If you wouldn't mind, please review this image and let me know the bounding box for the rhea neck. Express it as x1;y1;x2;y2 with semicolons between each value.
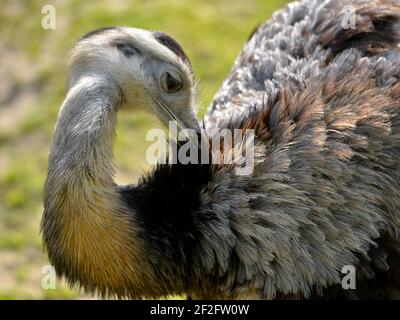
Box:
42;74;160;298
48;75;119;182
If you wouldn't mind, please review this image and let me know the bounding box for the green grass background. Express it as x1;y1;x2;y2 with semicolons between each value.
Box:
0;0;289;299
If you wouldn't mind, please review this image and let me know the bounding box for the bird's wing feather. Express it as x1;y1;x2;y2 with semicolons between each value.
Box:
204;0;400;131
124;0;400;299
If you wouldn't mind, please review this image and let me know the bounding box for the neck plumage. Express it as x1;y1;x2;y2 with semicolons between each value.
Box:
41;76;160;298
48;76;117;184
42;76;217;299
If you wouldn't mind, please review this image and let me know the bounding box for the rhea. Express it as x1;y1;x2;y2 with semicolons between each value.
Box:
43;0;400;299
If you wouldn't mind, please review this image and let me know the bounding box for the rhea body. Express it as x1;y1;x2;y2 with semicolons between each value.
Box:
43;0;400;299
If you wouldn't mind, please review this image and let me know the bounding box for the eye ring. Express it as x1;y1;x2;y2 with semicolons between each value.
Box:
160;70;183;93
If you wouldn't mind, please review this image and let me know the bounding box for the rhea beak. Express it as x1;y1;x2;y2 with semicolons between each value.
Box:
152;96;201;138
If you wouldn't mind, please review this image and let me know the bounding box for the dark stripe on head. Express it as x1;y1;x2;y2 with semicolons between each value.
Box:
153;31;192;68
81;27;119;40
112;41;142;57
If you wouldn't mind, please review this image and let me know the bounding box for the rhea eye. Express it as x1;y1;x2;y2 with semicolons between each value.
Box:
161;70;183;93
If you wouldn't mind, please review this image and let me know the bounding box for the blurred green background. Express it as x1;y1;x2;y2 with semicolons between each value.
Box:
0;0;289;299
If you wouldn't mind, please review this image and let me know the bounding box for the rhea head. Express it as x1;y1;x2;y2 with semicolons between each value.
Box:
67;26;199;132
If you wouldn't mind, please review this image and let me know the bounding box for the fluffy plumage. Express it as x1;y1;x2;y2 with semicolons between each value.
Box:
42;0;400;299
130;0;400;299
